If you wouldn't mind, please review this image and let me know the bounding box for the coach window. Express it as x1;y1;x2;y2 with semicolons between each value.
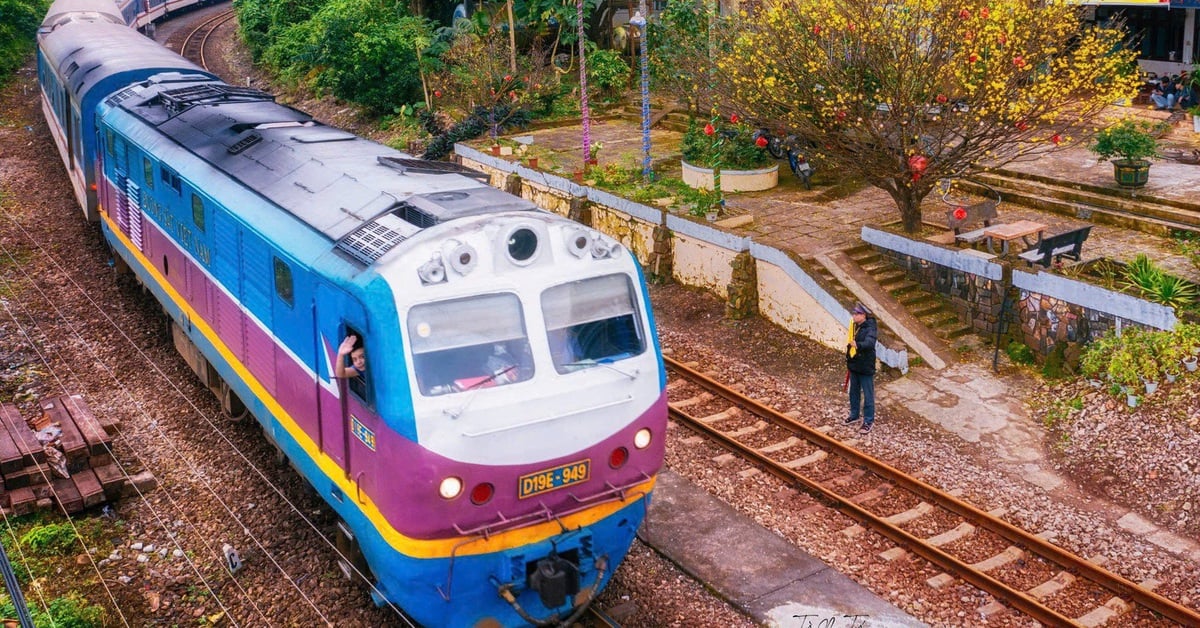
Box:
408;293;534;396
191;194;206;232
272;257;294;307
105;128;114;156
142;158;154;190
542;274;645;374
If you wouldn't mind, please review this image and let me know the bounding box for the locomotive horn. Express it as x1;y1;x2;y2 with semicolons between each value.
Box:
567;229;592;258
448;243;478;275
418;256;446;284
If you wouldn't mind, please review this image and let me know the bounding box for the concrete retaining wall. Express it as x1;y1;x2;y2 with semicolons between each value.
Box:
458;144;908;372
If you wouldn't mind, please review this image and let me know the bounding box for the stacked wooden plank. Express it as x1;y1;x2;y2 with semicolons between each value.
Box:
0;395;124;515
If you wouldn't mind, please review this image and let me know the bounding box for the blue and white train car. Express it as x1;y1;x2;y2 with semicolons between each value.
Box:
37;0;668;625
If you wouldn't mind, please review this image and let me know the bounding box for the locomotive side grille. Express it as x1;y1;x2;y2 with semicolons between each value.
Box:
125;179;143;251
114;173;129;235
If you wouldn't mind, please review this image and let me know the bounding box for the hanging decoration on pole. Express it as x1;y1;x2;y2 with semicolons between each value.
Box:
578;0;592;172
630;6;651;182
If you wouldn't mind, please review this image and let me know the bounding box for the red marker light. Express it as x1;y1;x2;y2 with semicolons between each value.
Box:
470;482;494;505
609;447;629;469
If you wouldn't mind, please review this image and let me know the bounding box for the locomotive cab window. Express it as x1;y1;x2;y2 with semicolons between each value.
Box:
340;325;370;400
408;293;533;396
542;274;646;374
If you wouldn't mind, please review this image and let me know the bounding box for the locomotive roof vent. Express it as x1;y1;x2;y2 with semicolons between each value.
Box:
377;156;490;183
404;187;535;225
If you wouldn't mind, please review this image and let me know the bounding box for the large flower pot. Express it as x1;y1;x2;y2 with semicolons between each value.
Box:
1112;159;1150;188
681;161;779;192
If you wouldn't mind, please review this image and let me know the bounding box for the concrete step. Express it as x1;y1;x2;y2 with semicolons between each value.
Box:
910;302;945;318
943;325;975;340
970;171;1200;237
896;291;933;307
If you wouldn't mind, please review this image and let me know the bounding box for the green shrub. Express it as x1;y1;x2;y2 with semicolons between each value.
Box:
20;522;76;556
586;48;630;94
1;594;105;628
1004;340;1036;365
0;0;48;87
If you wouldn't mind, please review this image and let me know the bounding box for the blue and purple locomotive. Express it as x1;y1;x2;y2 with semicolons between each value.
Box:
36;1;667;625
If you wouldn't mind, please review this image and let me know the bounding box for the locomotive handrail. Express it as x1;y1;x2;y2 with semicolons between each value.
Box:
452;475;653;538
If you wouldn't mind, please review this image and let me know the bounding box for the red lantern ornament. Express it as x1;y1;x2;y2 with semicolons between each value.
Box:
730;113;740;124
1051;133;1062;145
964;31;974;42
504;74;512;82
836;110;847;121
812;24;822;35
907;154;929;181
968;53;979;64
959;9;970;19
1016;121;1029;131
980;7;989;18
935;94;948;104
953;207;967;221
704;123;715;136
755;135;769;148
1012;56;1025;68
998;34;1007;46
433;89;442;98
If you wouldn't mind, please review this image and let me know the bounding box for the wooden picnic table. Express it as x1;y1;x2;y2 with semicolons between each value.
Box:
984;220;1047;255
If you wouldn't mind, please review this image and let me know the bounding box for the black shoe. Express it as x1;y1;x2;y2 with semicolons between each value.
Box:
859;423;873;435
844;416;860;425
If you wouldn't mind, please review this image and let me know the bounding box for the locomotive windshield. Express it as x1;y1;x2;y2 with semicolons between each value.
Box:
408;293;534;396
542;274;646;374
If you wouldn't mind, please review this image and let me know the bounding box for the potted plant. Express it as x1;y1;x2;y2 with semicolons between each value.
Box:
681;116;778;192
1089;120;1159;188
1190;105;1200;134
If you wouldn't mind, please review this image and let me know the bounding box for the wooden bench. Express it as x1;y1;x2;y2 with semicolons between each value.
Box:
1018;226;1092;268
946;200;1001;246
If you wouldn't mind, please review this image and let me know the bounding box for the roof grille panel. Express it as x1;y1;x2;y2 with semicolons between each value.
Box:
337;209;418;265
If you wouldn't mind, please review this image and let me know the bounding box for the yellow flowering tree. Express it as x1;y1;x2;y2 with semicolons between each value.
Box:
717;0;1138;233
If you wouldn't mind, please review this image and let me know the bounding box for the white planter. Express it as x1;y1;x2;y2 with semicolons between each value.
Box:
1184;356;1199;372
681;161;779;192
1193;115;1200;134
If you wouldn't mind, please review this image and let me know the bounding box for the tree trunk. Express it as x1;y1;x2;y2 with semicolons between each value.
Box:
886;181;924;234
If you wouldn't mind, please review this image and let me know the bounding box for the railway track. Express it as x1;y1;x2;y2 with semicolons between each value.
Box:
180;7;236;72
664;356;1200;626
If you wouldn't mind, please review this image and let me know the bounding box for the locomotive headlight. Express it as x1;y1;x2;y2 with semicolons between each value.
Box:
438;477;463;499
505;226;539;264
634;428;652;449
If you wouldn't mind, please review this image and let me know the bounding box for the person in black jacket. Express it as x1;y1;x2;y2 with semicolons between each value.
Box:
844;303;878;434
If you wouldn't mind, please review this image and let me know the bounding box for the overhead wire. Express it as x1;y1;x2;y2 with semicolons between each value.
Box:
0;238;243;625
0;212;406;624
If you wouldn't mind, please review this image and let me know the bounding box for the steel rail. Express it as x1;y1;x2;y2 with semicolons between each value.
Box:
182;9;236;72
665;356;1200;626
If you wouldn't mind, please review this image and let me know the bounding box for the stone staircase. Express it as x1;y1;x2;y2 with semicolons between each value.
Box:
967;169;1200;238
844;244;975;342
618;104;691;132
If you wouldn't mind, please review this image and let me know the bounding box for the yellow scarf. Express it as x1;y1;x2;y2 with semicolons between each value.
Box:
847;321;857;358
